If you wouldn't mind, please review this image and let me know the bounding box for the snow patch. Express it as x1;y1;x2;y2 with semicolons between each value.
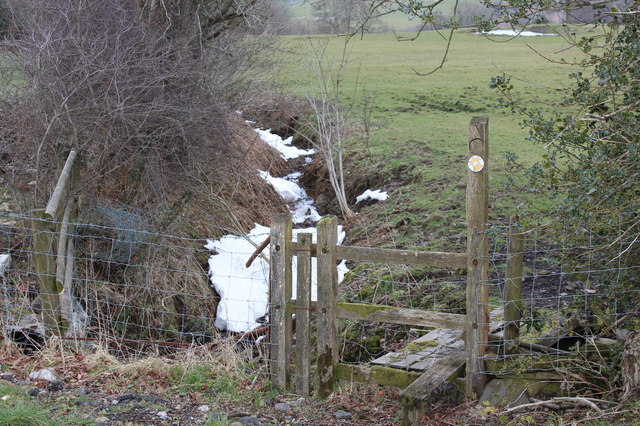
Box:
255;129;315;160
259;170;306;203
0;254;10;278
482;29;555;37
356;189;389;203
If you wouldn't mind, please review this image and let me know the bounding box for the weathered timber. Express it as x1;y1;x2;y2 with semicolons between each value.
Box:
269;214;293;388
401;350;467;424
32;209;61;336
295;233;312;396
504;215;524;353
45;150;77;219
290;242;466;268
316;216;338;398
372;329;464;371
55;199;75;334
335;245;466;268
335;364;422;388
336;302;465;330
465;116;490;399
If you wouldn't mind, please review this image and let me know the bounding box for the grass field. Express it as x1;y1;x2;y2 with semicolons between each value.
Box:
277;27;595;248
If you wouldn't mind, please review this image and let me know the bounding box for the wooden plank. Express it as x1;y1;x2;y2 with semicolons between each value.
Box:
45;150;77;219
371;329;463;369
32;209;61;336
465;116;490;399
269;213;292;388
295;232;312;396
336;302;465;330
504;215;524;353
316;216;338;398
401;350;467;424
335;363;422;388
335;245;466;268
291;242;466;268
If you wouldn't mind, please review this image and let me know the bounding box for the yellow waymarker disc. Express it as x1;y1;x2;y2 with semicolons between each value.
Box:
467;155;484;173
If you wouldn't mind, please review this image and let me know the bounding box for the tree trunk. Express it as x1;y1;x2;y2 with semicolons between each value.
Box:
622;332;640;400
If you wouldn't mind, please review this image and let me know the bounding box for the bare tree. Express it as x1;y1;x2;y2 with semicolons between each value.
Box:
311;0;382;34
301;40;358;220
0;0;276;212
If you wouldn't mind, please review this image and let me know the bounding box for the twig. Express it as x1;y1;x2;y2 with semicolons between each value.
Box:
502;397;605;414
245;236;270;268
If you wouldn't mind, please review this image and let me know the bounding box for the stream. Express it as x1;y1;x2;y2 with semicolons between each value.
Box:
205;126;347;333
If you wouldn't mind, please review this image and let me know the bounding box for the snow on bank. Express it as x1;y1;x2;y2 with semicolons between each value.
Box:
255;129;315;160
259;170;306;203
206;224;347;333
356;189;389;203
482;29;555;37
259;171;322;224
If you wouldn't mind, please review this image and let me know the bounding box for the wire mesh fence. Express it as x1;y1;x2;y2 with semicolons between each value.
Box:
1;208;638;392
0;211;275;374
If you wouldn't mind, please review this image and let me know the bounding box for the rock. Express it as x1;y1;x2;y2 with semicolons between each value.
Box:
263;397;274;406
48;380;64;392
333;410;352;420
94;417;109;425
1;395;9;401
157;411;170;420
197;404;210;412
478;379;532;410
233;417;261;425
274;402;291;412
290;397;306;407
116;393;142;403
29;368;57;382
0;372;14;381
28;387;42;397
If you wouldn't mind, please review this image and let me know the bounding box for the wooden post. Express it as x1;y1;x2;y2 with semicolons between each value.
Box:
504;215;524;353
32;209;62;336
45;150;77;219
465;116;489;399
316;216;338;399
269;213;292;388
295;232;312;395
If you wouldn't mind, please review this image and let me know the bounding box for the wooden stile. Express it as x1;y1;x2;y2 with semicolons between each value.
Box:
269;214;293;388
504;215;524;353
316;216;338;398
465;116;490;399
295;232;312;395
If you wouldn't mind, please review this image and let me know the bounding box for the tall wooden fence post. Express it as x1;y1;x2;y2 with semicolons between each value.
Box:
269;213;293;388
295;232;312;396
32;209;62;336
465;116;490;399
316;216;338;398
504;215;524;353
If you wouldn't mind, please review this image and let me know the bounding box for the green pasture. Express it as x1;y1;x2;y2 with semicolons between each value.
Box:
278;27;595;247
